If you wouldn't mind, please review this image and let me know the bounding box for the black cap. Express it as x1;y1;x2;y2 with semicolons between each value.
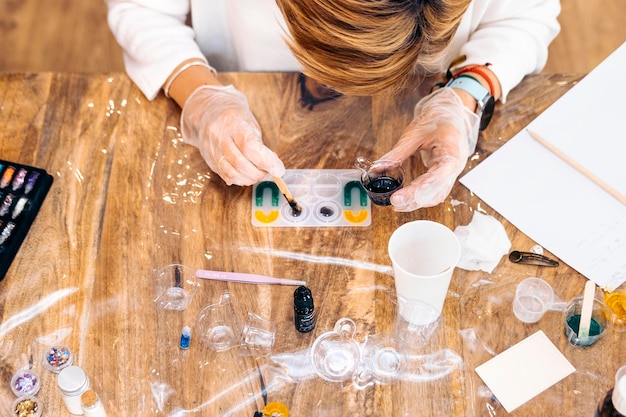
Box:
294;285;313;309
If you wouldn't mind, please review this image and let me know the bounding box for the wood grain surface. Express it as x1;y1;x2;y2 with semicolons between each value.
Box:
0;72;623;417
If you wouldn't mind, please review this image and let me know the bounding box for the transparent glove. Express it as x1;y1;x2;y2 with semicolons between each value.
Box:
378;87;480;211
180;85;285;186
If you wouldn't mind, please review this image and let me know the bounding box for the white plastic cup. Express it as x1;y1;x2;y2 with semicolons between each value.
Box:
395;296;442;346
388;220;460;324
513;277;555;323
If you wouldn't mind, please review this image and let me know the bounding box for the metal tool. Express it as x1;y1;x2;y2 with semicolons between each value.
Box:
508;250;559;267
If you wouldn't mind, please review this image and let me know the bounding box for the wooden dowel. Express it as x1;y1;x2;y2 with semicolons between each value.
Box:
272;176;294;201
527;130;626;205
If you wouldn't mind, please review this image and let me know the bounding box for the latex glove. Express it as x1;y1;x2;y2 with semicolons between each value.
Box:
180;85;285;185
379;87;480;211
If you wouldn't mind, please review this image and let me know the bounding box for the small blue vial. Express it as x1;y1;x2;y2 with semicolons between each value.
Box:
179;326;191;349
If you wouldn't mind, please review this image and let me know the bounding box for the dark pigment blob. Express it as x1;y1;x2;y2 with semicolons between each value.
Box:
319;206;334;217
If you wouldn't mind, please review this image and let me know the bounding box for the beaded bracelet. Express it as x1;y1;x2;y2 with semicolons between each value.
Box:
163;60;216;98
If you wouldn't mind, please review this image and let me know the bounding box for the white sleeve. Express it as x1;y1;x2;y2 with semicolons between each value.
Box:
458;0;561;101
106;0;209;100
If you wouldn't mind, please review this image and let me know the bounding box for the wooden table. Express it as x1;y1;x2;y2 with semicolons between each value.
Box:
0;72;622;416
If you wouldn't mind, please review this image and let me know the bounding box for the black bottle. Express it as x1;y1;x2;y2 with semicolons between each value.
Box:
596;367;626;417
294;285;315;333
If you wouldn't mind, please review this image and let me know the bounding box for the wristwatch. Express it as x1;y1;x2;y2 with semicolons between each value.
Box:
446;75;495;131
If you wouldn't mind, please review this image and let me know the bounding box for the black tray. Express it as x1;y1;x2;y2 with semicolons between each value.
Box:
0;160;53;280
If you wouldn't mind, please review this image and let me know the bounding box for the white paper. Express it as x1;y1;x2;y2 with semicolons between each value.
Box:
475;330;576;413
460;42;626;290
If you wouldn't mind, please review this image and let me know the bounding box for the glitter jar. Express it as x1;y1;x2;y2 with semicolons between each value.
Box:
10;369;41;397
81;389;108;417
57;365;90;415
11;395;43;417
43;344;74;373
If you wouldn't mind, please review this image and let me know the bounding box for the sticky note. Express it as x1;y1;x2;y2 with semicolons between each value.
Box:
475;330;575;412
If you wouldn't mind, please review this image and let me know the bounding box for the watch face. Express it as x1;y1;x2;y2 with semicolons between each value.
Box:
479;95;495;131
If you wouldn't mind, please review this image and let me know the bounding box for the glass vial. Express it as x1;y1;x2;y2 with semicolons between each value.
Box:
179;326;191;349
57;365;90;415
596;366;626;417
294;285;315;333
81;389;108;417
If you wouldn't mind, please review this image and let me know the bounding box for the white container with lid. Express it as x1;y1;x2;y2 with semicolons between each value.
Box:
57;365;90;415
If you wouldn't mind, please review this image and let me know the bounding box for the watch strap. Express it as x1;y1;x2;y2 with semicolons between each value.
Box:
445;75;490;106
445;74;495;131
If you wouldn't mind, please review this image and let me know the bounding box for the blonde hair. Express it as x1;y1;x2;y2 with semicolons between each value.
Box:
276;0;471;95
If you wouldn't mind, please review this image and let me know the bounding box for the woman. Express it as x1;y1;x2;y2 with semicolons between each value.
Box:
106;0;560;211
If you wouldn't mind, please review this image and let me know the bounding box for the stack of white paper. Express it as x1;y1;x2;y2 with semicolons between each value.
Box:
460;42;626;290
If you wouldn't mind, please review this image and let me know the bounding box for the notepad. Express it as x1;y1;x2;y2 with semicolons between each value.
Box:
461;42;626;290
475;331;575;413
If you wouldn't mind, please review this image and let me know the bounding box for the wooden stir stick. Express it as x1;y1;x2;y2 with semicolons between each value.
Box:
527;130;626;205
578;279;597;339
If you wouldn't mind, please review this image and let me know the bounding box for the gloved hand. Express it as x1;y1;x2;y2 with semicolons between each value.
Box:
180;85;285;185
378;87;480;211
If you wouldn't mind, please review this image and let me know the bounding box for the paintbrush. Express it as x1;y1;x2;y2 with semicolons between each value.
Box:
272;176;302;216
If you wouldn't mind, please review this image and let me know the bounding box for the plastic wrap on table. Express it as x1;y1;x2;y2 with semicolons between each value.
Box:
458;275;619;415
1;73;620;417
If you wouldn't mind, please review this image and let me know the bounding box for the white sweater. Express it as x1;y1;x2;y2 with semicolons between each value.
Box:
106;0;560;101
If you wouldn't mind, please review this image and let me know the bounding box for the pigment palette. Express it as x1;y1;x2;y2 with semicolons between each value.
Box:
0;160;53;280
251;169;371;227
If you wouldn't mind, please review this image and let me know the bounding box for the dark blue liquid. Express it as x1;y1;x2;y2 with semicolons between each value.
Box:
365;176;402;206
319;206;334;217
